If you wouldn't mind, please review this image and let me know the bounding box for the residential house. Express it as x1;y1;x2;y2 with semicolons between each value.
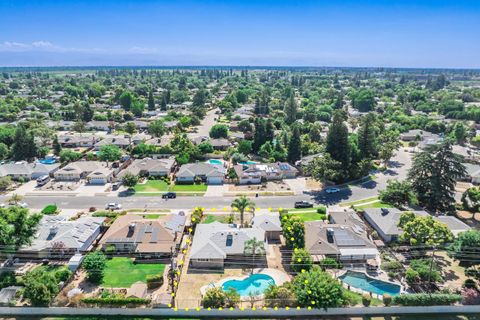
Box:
305;210;379;263
19;216;105;258
251;212;282;241
189;222;266;269
87;121;111;131
117;157;175;178
145;136;172;147
57;134;99;148
210;138;231;150
86;166;115;184
94;135;130;150
133;120;149;131
131;133;152;145
462;163;480;184
0;162;60;181
176;162;225;185
233;162;298;184
54;161;112;182
363;208;471;243
99;214;186;257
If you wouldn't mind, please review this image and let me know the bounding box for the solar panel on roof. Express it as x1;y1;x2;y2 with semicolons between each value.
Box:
333;229;364;247
150;227;159;243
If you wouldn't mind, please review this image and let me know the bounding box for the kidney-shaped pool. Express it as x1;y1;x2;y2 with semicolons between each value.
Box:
222;273;275;297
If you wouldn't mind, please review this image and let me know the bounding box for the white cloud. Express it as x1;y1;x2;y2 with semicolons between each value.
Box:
31;41;54;48
0;40;106;54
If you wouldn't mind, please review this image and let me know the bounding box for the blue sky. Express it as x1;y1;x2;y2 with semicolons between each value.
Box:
0;0;479;68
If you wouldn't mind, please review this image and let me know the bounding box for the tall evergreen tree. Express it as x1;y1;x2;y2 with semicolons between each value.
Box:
160;95;167;111
265;119;275;143
253;118;266;152
147;91;155;111
52;136;62;156
287;125;302;163
357;113;379;159
12;124;37;161
408;142;466;213
284;93;297;124
326;110;350;175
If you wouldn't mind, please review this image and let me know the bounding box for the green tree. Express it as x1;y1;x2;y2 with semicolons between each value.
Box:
253;118;266;152
287;125;302;163
148;120;166;138
119;91;134;110
82;251;107;283
0;142;8;159
237;140;252;155
284;93;298;124
378;130;401;168
23;268;62;306
0;176;12;191
448;230;480;262
379;180;417;208
357;113;379;159
452;122;467;145
408;142;466;213
52;136;62;156
122;172;139;188
130;100;144;117
59;150;82;163
198;142;214;154
99;144;122;162
202;287;239;308
291;248;313;273
405;259;443;286
461;187;480;212
124;122;137;136
398;212;453;246
244;237;266;271
326;110;350;180
11;124;37;161
352;89;376;112
292;265;346;309
231;196;255;227
281;214;305;249
264;283;296;307
209;124;229;139
147;90;155;111
306;154;343;184
192;89;207;107
0;206;42;249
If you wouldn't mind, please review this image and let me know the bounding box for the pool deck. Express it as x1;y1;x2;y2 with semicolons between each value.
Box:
200;268;290;297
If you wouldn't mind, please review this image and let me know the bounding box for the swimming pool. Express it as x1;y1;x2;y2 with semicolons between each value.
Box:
207;159;223;165
238;161;258;165
38;159;56;165
338;271;401;296
222;273;275;297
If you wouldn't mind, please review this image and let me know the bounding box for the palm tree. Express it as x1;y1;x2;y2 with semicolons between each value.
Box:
231;196;255;228
8;193;23;205
244;237;266;273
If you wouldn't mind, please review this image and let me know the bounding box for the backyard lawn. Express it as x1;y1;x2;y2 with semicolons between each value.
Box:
102;257;165;288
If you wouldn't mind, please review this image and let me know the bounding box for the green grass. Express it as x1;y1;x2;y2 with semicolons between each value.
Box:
344;290;383;306
340;197;379;207
133;180;169;193
203;214;229;224
142;214;164;219
293;212;327;222
285;206;325;213
354;201;394;210
102;258;165;288
170;184;207;192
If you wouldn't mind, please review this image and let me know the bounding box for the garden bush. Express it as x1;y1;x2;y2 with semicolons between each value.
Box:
393;293;462;306
81;297;150;306
41;204;58;215
316;206;327;214
362;293;371;307
146;274;164;289
383;294;392;306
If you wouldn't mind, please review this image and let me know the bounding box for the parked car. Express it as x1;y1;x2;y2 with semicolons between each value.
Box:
325;187;340;194
17;202;29;208
105;202;122;210
162;192;177;199
294;201;314;209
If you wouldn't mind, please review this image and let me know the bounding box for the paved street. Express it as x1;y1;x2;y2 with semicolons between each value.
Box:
0;149;413;210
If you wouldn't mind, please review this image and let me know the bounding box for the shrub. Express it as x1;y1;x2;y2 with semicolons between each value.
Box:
462;288;480;305
81;297;150;306
463;279;477;289
362;293;371;307
41;204;58;215
381;260;403;272
291;248;313;273
89;207;97;212
316;206;327;214
0;272;17;289
54;267;72;282
320;257;342;269
393;293;462;306
146;274;164;289
264;283;296;307
82;252;107;283
105;244;116;254
383;293;392;306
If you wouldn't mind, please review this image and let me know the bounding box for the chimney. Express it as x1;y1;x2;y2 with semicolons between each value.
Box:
129;223;136;232
49;225;58;237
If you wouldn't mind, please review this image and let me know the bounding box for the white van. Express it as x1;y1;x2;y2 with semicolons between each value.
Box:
36;175;50;187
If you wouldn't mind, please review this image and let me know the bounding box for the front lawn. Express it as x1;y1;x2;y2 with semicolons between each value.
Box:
354;201;394;210
170;183;207;192
203;214;229;224
133;180;169;193
294;211;328;222
102;257;165;288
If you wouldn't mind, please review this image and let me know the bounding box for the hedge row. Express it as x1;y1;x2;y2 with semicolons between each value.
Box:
81;297;150;306
393;293;462;306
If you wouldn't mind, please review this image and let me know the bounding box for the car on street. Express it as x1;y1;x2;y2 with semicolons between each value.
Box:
18;202;29;208
294;201;314;209
162;192;177;199
325;187;340;194
105;202;122;210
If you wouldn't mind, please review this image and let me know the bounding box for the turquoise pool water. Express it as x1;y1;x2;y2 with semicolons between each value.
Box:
239;161;258;165
338;271;401;296
207;159;223;165
222;273;275;297
38;159;56;164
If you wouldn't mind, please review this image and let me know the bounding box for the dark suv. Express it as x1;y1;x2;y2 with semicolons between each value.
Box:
162;192;177;199
294;201;314;209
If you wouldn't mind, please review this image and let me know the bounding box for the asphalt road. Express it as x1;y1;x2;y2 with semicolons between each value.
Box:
0;149;413;211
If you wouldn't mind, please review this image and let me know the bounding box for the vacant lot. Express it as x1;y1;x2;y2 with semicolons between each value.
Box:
133;180;169;193
133;180;206;196
102;257;165;288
